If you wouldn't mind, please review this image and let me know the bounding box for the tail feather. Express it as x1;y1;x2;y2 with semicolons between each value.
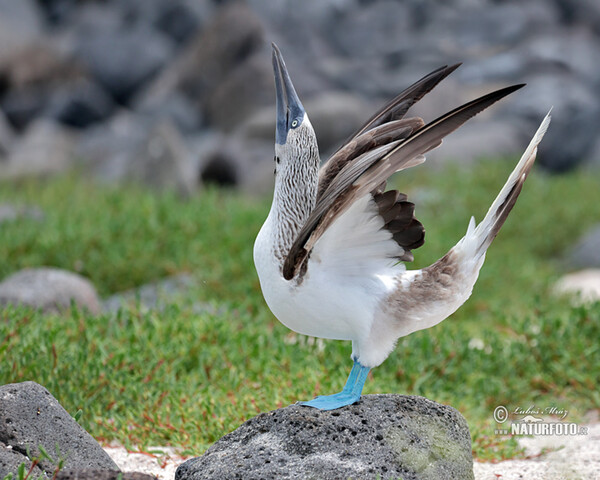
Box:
469;111;552;257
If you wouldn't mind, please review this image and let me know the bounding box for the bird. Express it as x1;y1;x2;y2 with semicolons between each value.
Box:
253;43;551;411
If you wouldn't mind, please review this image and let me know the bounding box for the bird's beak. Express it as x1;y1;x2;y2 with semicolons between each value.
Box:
272;43;305;145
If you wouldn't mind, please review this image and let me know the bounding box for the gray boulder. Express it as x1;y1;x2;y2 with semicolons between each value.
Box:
566;224;600;270
133;89;203;134
0;382;119;476
176;394;474;480
0;204;44;224
0;0;44;66
0;42;85;131
76;112;198;194
45;77;116;129
0;267;101;314
204;52;274;132
0;440;45;480
424;118;525;167
197;133;274;193
75;110;151;182
0;109;15;157
125;120;197;196
0;119;75;180
102;273;212;314
136;1;266;133
72;23;175;103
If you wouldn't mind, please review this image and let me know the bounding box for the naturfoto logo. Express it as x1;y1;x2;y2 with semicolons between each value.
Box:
493;405;589;436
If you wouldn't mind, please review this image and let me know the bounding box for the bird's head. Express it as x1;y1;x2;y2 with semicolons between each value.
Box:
272;43;318;169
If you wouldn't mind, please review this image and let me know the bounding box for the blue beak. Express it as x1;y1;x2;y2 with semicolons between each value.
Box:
272;43;305;145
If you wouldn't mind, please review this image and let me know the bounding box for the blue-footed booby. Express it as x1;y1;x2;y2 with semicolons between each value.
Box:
254;43;551;410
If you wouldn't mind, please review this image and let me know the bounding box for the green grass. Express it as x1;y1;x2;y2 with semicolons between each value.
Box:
1;159;599;462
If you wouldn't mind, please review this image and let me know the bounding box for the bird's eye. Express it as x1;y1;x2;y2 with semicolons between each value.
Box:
291;119;299;128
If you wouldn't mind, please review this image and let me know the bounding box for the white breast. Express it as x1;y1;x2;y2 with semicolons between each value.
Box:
253;196;398;342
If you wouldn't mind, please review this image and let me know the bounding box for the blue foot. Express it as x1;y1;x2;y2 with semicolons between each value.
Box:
299;360;370;411
299;392;360;410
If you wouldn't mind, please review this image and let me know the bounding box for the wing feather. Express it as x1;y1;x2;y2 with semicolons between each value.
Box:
317;64;460;199
283;84;525;280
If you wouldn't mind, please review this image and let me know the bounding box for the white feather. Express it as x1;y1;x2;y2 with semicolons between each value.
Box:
310;194;405;279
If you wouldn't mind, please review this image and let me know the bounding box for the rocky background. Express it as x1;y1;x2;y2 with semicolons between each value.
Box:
0;0;599;312
1;0;599;196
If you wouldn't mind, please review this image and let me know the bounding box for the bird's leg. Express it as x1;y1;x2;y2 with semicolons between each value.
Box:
299;359;370;410
310;358;360;399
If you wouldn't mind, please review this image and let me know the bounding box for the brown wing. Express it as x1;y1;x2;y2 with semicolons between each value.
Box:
283;84;525;280
317;64;461;201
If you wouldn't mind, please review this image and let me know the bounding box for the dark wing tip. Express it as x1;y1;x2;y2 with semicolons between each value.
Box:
374;189;425;261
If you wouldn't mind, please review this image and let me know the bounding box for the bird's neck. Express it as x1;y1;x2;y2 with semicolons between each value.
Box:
268;144;320;265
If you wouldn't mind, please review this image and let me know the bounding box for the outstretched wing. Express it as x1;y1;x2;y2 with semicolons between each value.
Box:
317;64;460;201
283;81;525;280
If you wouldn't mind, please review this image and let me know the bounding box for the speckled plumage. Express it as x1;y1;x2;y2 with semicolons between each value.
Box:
269;120;320;265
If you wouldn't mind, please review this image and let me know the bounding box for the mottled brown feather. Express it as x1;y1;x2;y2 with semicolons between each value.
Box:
283;78;525;280
317;119;422;201
317;64;461;201
373;190;424;261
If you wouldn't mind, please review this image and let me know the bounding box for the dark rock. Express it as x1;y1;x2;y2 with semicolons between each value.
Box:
521;29;600;86
586;137;600;171
125;120;197;195
36;0;79;25
0;109;15;156
153;2;202;45
56;471;157;480
128;2;265;135
77;112;197;193
178;2;265;102
0;204;45;224
0;119;75;179
0;267;101;314
458;52;526;85
305;92;373;155
197;134;274;192
0;382;119;475
200;153;239;187
0;441;45;480
501;73;595;125
0;43;85;130
75;111;151;182
453;3;557;53
73;24;175;103
553;0;600;33
0;86;48;131
566;225;600;270
45;78;115;128
503;71;597;173
205;52;274;132
330;1;414;58
537;105;600;173
133;90;203;134
0;0;44;65
65;2;122;34
176;394;474;480
425;118;526;167
102;273;216;315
